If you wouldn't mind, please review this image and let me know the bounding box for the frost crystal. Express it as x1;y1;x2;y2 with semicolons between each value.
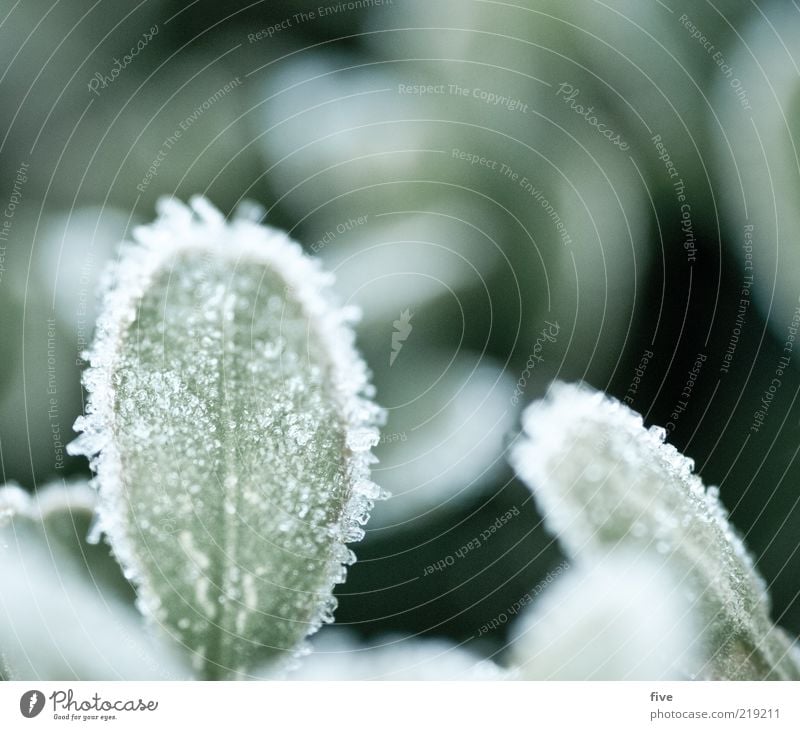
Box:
68;197;383;679
510;382;800;680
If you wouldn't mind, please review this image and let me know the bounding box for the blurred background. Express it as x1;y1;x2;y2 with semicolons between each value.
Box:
1;0;799;676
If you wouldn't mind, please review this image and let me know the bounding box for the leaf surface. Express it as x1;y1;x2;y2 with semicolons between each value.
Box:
69;198;382;678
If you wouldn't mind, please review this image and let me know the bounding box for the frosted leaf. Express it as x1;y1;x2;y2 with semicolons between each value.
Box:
509;382;800;680
0;482;186;680
510;551;697;679
283;630;508;681
67;197;383;679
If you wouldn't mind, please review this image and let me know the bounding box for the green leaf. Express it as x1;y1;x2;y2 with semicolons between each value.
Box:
509;382;800;680
68;197;383;679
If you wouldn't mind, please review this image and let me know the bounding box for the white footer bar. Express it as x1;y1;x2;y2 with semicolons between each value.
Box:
1;681;797;729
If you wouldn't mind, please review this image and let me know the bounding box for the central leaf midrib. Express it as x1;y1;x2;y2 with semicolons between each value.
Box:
203;275;241;680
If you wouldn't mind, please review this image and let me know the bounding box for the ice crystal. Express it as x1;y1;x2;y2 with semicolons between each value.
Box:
67;197;383;679
510;382;800;680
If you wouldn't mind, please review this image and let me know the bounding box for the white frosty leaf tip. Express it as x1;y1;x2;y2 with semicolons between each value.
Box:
67;197;384;679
